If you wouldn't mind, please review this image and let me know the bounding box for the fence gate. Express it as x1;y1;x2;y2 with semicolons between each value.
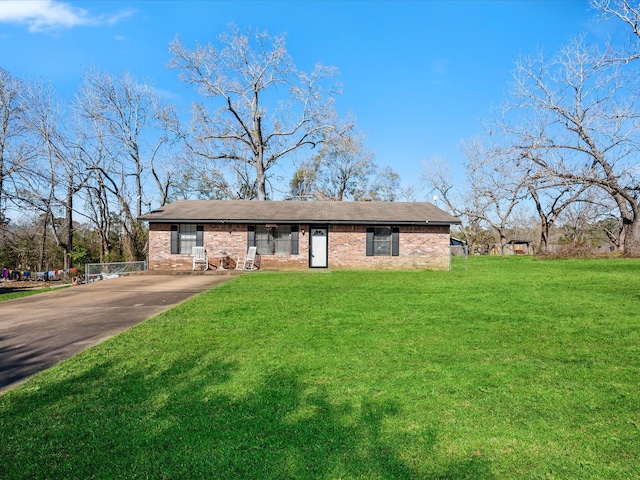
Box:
84;261;148;283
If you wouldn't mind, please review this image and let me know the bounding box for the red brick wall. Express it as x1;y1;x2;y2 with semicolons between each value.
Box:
148;223;249;270
147;223;451;271
328;225;450;270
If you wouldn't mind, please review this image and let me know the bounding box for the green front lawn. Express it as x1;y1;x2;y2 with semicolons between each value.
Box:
1;257;638;479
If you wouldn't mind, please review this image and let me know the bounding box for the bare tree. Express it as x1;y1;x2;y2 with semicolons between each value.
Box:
422;148;528;256
0;69;39;223
83;161;115;263
421;157;457;210
288;158;319;200
74;70;169;261
592;0;640;61
369;166;401;202
169;147;252;200
421;157;478;247
79;70;167;215
555;195;621;253
289;129;400;201
313;131;375;201
506;36;640;255
527;178;589;254
19;78;86;270
464;141;531;255
0;74;99;270
168;26;341;200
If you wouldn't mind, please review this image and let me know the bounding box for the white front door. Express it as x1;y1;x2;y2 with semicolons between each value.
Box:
310;227;328;268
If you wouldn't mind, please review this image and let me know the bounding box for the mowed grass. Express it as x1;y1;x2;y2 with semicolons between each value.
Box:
0;288;53;302
0;257;639;479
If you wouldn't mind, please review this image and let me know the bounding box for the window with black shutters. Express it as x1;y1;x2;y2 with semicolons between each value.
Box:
248;225;299;255
170;224;204;254
366;227;399;256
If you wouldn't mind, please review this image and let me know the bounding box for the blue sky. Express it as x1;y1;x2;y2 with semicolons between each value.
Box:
0;0;607;196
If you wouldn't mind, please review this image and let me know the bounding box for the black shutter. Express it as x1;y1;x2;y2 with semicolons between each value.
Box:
247;225;255;248
366;228;374;256
291;226;299;255
170;225;179;254
392;228;400;256
196;225;204;247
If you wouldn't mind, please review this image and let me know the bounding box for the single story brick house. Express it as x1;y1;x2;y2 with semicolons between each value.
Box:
138;200;461;270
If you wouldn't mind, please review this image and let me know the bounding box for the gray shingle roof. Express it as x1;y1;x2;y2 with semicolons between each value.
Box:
138;200;461;226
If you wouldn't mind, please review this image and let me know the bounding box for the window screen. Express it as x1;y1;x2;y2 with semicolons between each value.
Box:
255;225;293;255
373;227;392;256
179;224;197;254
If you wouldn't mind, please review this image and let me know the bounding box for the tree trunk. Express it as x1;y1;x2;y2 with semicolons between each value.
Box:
39;211;48;271
500;234;508;256
622;218;640;257
538;224;549;254
529;186;549;254
255;157;267;201
64;184;73;269
610;191;640;257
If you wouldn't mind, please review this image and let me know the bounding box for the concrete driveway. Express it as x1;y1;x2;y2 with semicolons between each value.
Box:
0;273;236;393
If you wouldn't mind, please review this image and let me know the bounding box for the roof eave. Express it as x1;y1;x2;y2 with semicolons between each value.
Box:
139;217;461;226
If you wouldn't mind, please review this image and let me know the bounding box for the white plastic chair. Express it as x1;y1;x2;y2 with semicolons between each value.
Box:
237;246;258;271
192;246;208;271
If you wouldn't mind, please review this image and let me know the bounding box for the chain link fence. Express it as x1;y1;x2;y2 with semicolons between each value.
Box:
450;245;468;271
84;261;148;284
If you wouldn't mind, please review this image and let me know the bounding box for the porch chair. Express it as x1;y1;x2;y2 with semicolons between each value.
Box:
192;246;209;271
237;246;258;271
